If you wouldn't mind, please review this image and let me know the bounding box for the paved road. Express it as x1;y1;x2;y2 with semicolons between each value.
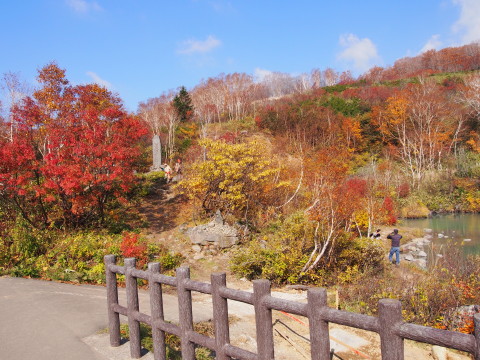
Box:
0;276;213;360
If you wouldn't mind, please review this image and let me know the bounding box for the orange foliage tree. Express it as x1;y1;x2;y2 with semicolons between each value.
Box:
373;78;463;186
301;147;360;272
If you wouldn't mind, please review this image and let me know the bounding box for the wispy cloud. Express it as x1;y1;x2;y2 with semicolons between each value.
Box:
66;0;102;14
208;1;235;14
254;68;273;81
177;35;221;55
452;0;480;44
337;34;381;73
420;34;443;53
86;71;112;89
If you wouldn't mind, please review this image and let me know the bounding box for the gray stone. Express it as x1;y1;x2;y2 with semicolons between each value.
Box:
214;210;224;225
414;258;427;269
193;253;204;260
192;244;202;253
424;228;433;233
438;233;444;238
417;250;427;257
151;134;162;171
217;236;238;249
463;238;472;242
186;211;239;249
404;254;414;261
188;231;208;245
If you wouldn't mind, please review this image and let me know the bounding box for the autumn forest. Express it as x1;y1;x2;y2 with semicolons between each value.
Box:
1;42;480;332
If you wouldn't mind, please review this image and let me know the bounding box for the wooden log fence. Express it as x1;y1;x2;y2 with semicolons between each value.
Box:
104;255;480;359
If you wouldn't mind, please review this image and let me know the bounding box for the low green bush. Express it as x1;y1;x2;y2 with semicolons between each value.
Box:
0;225;184;284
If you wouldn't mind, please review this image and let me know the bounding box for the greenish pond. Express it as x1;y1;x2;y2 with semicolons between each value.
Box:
401;213;480;256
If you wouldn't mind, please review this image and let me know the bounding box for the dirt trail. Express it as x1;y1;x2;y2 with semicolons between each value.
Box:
137;182;180;233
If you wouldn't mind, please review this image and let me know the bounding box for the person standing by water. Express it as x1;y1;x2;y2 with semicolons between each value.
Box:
387;229;402;265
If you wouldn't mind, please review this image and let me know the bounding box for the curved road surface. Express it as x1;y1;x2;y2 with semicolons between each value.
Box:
0;276;213;360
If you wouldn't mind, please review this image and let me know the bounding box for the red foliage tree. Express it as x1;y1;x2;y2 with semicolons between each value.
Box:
0;63;148;229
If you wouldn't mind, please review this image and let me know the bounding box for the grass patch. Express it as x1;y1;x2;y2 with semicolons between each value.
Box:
118;320;215;359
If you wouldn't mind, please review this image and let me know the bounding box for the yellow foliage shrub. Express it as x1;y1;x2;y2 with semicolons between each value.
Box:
176;138;290;222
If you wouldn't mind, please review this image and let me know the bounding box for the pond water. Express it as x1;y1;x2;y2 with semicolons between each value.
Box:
401;213;480;256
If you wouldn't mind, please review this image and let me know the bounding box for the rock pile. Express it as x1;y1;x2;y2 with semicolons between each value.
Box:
186;211;239;258
400;235;431;269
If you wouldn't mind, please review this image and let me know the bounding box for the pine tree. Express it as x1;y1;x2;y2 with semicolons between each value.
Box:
172;86;194;122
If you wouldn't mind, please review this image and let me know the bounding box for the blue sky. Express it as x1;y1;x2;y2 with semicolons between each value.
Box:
0;0;479;112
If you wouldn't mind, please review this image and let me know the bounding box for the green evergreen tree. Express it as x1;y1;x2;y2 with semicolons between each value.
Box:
172;86;194;122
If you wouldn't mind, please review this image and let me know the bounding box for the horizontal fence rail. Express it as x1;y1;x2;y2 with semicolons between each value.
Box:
104;255;480;360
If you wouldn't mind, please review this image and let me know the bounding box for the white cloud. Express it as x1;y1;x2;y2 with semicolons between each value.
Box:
177;35;221;55
452;0;480;44
254;68;273;81
86;71;112;89
66;0;102;14
337;34;381;73
420;34;443;53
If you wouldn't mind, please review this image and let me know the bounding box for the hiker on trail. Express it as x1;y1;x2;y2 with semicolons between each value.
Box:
174;158;182;175
387;229;402;265
163;164;172;183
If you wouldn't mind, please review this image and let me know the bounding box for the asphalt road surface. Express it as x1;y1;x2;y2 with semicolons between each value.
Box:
0;276;213;360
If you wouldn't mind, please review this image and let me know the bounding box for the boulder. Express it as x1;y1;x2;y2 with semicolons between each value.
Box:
414;258;427;269
417;250;427;257
192;245;202;253
186;211;239;249
404;254;414;261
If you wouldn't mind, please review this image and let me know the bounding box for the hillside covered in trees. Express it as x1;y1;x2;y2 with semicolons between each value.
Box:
1;43;480;332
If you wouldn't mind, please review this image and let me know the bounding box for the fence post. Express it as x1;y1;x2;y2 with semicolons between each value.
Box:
125;258;142;358
378;299;404;360
104;255;121;347
176;266;195;360
253;279;274;360
211;272;230;360
308;288;331;360
474;313;480;360
149;262;166;360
